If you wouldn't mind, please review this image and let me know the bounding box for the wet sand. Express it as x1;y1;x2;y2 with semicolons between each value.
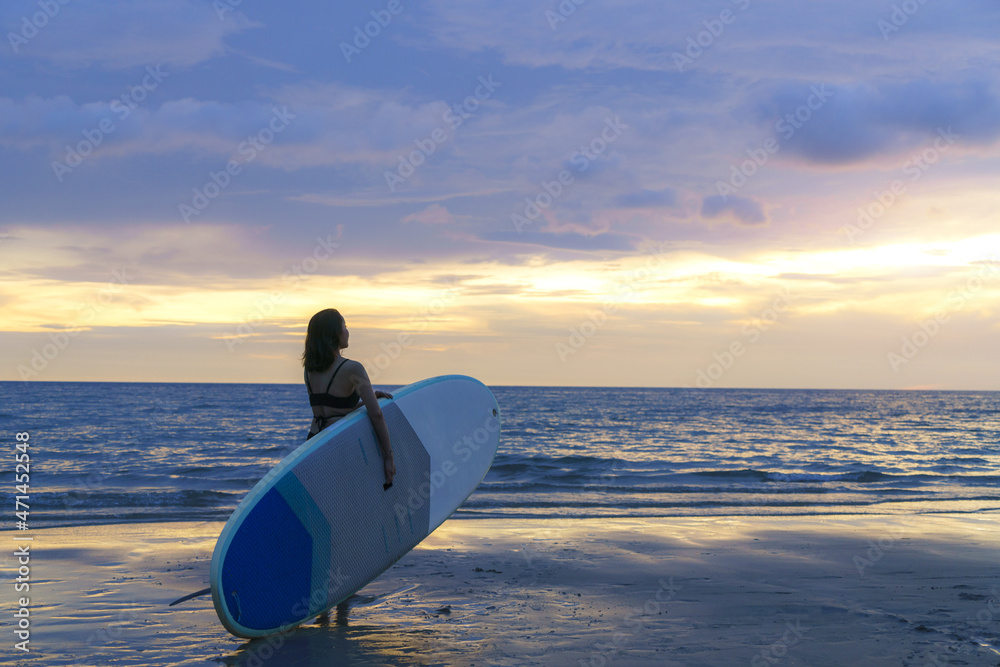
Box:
4;514;1000;666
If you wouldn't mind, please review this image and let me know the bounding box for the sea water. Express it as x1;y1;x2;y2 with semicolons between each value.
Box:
1;382;998;528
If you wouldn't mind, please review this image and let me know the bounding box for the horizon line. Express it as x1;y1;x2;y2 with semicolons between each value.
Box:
0;380;995;392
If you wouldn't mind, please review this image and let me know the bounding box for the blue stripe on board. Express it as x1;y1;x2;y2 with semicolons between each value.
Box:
220;487;312;631
275;473;332;616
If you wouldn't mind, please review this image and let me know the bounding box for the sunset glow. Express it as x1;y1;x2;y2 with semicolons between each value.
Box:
1;1;998;388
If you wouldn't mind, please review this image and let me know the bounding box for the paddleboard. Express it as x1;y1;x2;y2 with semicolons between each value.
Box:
209;374;500;638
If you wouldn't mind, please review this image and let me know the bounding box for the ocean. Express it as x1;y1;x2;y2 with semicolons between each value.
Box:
2;382;998;529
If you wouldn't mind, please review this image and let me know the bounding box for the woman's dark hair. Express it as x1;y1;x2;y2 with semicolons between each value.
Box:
302;308;344;372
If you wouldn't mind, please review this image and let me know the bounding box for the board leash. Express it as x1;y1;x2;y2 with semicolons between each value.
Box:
168;587;211;606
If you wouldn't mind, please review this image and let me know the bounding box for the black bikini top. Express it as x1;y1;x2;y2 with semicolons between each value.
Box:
305;359;359;410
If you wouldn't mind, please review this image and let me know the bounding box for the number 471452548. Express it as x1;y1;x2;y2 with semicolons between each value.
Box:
15;432;29;501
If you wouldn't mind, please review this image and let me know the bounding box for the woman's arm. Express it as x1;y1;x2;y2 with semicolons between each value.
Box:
349;362;395;486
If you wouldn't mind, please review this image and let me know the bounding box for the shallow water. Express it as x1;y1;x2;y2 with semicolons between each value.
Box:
2;382;998;527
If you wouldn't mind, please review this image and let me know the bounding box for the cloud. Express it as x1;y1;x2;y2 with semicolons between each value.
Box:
1;0;259;69
0;85;457;169
0;224;288;287
774;272;888;285
417;0;1000;85
401;203;456;225
613;188;677;208
419;0;688;72
700;195;766;226
754;79;1000;165
479;230;638;252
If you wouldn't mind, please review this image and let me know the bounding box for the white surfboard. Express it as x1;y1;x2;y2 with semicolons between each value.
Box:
210;375;500;638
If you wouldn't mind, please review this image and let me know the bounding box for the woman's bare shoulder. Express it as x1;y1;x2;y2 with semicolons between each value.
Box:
342;359;370;380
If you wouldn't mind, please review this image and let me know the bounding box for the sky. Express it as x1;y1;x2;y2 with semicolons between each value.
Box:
1;0;998;389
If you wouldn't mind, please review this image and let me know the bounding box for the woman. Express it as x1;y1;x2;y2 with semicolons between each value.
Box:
302;308;395;487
